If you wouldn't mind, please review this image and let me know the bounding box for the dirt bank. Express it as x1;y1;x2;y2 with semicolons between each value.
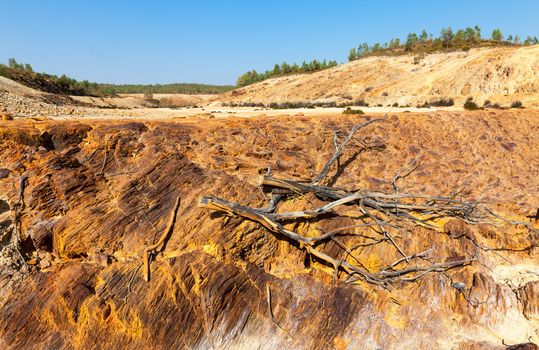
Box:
0;111;537;349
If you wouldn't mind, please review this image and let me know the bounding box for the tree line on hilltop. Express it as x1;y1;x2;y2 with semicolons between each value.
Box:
236;26;538;87
0;58;234;97
348;26;539;61
236;59;338;87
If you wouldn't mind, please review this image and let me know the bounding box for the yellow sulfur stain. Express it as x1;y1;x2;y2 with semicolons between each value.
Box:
190;265;202;295
40;309;58;329
363;254;384;272
202;241;220;257
97;302;144;340
383;301;407;329
74;302;93;348
334;336;349;350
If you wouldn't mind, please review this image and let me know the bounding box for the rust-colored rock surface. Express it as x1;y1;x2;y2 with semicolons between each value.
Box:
0;110;538;349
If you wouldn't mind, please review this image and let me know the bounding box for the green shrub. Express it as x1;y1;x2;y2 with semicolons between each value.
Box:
413;55;423;64
268;101;338;109
427;98;454;107
337;98;368;107
510;101;523;108
464;97;479;110
483;100;504;109
343;107;364;114
418;98;454;108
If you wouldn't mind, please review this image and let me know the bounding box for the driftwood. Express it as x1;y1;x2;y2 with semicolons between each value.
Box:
198;118;506;287
143;196;181;282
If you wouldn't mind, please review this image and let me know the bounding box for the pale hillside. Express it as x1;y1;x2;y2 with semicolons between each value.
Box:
217;46;539;108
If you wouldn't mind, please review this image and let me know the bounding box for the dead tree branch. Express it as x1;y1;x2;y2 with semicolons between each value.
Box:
199;195;475;287
198;118;511;288
311;117;386;185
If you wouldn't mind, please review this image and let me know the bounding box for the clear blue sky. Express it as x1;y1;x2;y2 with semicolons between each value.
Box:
1;0;538;85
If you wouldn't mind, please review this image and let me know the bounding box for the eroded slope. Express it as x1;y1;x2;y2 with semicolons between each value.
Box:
217;46;539;108
0;111;538;349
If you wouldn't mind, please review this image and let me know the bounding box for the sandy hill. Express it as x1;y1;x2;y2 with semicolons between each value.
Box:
216;46;539;108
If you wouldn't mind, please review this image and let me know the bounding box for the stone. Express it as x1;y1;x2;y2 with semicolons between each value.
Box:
0;168;10;179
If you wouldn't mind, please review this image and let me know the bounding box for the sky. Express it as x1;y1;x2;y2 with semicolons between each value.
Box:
1;0;538;85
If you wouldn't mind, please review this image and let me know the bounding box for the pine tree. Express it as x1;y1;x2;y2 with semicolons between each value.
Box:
491;29;503;44
348;48;357;62
405;33;419;51
281;62;291;74
440;27;453;48
464;27;476;43
420;30;428;42
8;58;21;69
473;25;481;41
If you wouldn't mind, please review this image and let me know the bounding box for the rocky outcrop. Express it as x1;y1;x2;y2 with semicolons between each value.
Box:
0;111;537;349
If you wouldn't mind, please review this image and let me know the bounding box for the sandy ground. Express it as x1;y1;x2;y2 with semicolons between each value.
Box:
44;105;467;120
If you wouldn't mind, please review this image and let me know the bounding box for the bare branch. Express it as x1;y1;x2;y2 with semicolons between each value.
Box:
311;117;386;185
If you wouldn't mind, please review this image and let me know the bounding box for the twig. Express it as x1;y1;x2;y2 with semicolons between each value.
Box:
383;249;432;271
99;141;109;174
447;275;490;308
392;153;421;194
485;208;539;234
143;196;181;282
359;200;409;261
392;153;421;214
266;284;288;335
12;175;28;271
269;192;362;221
